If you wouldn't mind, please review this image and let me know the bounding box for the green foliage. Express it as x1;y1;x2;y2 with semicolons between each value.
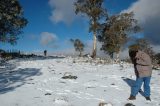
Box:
98;12;141;58
0;49;5;53
75;0;106;21
0;0;28;45
70;39;85;56
155;53;160;64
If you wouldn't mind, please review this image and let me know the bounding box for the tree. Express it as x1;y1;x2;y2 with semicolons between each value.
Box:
0;0;28;45
155;53;160;64
75;0;107;58
70;39;85;57
98;12;140;60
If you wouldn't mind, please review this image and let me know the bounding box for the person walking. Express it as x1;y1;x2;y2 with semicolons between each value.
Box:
128;49;152;101
44;50;47;56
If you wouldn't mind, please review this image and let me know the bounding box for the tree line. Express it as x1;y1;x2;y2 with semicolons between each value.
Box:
74;0;157;62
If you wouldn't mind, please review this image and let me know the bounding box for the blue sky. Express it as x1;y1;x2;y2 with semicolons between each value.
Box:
1;0;160;54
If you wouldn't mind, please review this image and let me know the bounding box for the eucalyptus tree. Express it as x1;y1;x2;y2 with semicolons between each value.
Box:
0;0;28;45
75;0;107;58
99;12;141;60
70;39;85;57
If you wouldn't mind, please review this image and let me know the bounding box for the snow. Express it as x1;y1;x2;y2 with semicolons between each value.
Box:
0;57;160;106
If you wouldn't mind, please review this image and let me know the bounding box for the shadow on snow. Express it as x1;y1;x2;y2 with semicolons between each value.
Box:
0;68;42;94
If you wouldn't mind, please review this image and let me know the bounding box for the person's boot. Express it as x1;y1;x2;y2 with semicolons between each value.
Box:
145;97;151;101
128;95;136;100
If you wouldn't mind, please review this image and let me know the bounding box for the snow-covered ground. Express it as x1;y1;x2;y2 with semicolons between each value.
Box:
0;57;160;106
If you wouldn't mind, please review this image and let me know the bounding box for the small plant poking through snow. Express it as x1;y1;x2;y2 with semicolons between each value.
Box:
71;57;113;65
98;101;113;106
125;103;135;106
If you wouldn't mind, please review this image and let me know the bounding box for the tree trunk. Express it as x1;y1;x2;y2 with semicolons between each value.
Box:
79;51;82;57
110;52;114;59
115;52;120;63
92;31;97;59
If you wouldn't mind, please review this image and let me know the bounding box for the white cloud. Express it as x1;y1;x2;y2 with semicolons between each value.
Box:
84;40;107;57
52;48;75;56
122;0;160;45
40;32;57;46
48;0;78;24
151;45;160;53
